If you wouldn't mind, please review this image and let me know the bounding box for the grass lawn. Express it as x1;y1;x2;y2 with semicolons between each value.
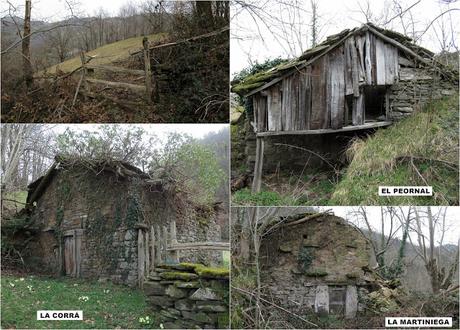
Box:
1;274;158;329
42;33;167;74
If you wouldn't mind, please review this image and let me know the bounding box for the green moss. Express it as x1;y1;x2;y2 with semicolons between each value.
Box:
178;262;204;270
160;272;199;281
304;269;328;277
194;265;229;279
217;312;230;329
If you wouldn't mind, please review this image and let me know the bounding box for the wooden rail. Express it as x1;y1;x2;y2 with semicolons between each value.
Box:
86;64;145;76
167;242;230;251
86;78;147;94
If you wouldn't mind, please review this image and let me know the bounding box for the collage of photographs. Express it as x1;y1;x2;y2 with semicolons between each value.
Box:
0;0;459;329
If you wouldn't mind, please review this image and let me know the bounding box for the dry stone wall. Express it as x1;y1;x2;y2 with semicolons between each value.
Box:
144;264;229;329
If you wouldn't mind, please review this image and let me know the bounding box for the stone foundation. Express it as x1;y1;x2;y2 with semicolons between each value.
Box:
143;264;229;329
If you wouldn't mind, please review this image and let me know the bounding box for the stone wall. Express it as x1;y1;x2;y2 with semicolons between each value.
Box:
143;263;229;329
389;68;457;120
259;215;375;318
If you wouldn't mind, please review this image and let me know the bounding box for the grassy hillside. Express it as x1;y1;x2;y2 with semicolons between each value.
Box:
331;95;459;205
43;33;167;74
1;274;157;329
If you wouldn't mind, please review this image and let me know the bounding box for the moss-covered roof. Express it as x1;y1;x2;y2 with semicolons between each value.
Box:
231;23;440;96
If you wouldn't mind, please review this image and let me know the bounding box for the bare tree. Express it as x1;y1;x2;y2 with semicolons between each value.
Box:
409;207;459;293
22;0;32;87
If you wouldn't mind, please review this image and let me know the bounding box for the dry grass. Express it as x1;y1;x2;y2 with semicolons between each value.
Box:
331;95;459;205
41;33;167;74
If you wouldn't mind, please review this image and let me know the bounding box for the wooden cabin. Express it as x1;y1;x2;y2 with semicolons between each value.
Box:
233;23;457;136
232;23;458;191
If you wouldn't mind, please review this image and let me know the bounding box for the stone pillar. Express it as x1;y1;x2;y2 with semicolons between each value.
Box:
345;285;358;319
314;285;329;315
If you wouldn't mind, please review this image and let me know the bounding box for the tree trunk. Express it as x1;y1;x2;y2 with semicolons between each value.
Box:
22;0;33;88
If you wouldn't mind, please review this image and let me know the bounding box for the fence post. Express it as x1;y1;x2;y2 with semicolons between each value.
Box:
144;230;150;278
150;226;155;272
142;37;153;104
170;220;179;263
137;230;145;289
79;51;88;99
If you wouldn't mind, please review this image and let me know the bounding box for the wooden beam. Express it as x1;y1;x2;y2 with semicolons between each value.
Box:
251;136;265;193
256;121;392;137
86;64;145;76
86;78;146;94
167;242;230;251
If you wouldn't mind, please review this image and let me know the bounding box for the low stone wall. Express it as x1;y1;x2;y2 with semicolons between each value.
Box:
143;263;229;329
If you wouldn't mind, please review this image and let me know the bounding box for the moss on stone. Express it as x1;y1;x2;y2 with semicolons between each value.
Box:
304;269;328;277
160;271;199;281
194;265;229;279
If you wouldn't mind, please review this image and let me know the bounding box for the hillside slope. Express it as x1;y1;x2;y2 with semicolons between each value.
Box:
43;33;167;74
331;95;459;205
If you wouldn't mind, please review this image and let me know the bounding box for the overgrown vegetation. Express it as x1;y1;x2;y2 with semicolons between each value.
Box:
332;95;459;205
1;274;159;329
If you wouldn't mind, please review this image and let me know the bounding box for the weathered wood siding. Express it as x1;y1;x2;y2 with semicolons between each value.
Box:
253;31;400;132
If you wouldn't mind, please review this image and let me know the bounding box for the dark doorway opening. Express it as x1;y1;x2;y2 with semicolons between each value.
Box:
363;86;387;122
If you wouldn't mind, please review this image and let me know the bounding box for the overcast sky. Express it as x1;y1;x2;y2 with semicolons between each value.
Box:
231;0;460;76
49;123;227;139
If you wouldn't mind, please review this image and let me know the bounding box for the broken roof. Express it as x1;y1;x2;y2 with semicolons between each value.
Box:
26;155;153;206
231;23;456;97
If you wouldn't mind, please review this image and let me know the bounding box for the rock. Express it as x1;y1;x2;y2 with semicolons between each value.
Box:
175;281;200;289
175;299;194;311
195;301;227;313
190;288;221;301
166;285;188;299
182;311;213;324
146;295;174;307
160;309;178;320
143;281;166;296
279;242;292;253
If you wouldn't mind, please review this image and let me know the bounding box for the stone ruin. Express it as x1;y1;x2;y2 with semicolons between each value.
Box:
143;263;229;329
260;213;380;319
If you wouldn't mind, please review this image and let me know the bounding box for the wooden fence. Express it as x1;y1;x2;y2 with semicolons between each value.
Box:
77;37;152;103
136;220;229;288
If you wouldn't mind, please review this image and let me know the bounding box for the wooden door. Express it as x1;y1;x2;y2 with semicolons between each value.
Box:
63;230;82;277
64;235;75;276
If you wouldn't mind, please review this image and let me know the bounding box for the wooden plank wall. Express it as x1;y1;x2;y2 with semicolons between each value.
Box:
255;31;399;132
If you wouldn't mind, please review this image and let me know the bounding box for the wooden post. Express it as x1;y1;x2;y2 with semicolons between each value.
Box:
79;51;88;99
142;37;153;103
144;231;150;277
162;225;168;262
170;220;179;263
150;226;155;272
155;224;162;264
251;136;265;193
137;230;145;289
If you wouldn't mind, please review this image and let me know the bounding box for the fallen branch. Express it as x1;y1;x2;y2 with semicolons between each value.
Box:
232;285;319;328
273;143;339;179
